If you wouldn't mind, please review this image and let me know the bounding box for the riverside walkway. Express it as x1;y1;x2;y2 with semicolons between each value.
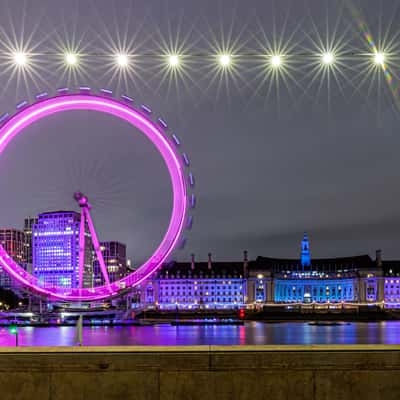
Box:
0;345;399;399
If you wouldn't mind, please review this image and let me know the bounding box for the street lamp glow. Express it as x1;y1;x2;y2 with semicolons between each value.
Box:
270;54;282;68
322;52;334;65
374;52;385;66
65;53;78;66
9;326;18;335
219;54;231;67
116;54;128;67
168;54;180;67
13;52;27;66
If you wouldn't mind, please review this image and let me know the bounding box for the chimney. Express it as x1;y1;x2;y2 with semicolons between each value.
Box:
191;253;195;270
376;249;382;268
208;252;212;270
243;250;248;276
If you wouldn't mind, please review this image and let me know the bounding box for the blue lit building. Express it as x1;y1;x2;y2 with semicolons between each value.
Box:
273;274;357;303
32;211;93;289
144;253;246;309
246;233;384;305
270;233;359;302
301;232;311;268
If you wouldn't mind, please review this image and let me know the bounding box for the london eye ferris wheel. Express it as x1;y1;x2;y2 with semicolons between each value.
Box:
0;89;195;302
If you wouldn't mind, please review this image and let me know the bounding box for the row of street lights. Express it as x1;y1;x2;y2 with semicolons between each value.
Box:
9;50;388;69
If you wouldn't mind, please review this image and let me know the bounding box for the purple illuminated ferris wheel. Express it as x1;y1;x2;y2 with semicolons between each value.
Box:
0;90;195;302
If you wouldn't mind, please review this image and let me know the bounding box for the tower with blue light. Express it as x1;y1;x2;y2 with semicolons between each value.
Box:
301;232;311;269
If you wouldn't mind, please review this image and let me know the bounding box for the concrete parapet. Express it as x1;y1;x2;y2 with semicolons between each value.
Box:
0;345;399;399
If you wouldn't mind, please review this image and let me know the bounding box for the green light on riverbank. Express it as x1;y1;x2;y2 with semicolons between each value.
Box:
9;326;18;335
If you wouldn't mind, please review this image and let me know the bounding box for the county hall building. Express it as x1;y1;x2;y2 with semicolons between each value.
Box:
141;233;394;309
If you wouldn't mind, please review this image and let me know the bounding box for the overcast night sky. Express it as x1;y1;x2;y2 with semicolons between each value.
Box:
0;0;400;264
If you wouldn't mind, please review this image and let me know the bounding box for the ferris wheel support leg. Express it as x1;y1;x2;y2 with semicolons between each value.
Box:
83;207;111;288
78;209;86;289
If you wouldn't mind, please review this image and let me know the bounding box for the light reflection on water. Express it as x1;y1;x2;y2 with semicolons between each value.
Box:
0;322;399;346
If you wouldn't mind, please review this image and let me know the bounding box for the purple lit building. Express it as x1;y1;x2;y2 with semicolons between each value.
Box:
143;253;247;309
0;228;26;289
382;258;400;308
32;211;93;289
93;241;127;285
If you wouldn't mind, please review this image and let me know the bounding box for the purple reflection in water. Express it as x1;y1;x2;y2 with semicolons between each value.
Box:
0;322;399;346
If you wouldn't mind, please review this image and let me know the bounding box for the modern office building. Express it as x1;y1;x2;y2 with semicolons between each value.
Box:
0;228;27;290
93;241;128;286
23;217;38;273
32;211;93;289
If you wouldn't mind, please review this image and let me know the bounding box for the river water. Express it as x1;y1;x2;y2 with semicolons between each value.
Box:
1;321;400;346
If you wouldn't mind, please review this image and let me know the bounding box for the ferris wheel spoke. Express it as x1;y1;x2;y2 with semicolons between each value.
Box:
78;211;86;289
83;207;111;289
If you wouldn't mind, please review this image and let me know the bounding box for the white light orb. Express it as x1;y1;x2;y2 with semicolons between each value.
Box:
270;54;282;68
219;54;231;67
374;52;385;66
116;54;128;67
65;53;78;66
322;52;334;65
168;54;180;67
13;52;27;66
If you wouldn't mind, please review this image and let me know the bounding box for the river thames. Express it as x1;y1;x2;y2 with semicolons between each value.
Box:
0;321;400;346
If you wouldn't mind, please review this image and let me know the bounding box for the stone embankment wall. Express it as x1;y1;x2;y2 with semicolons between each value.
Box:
0;345;399;399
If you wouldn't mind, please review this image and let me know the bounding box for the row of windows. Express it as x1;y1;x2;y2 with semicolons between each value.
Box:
34;241;76;245
158;297;243;303
159;286;242;291
160;290;242;295
35;268;75;272
159;294;243;299
278;297;354;302
385;285;400;289
160;284;242;288
0;232;25;240
160;280;242;283
275;285;354;295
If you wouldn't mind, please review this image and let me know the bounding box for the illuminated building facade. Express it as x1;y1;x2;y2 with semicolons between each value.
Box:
6;218;400;310
0;229;26;289
93;241;127;285
23;217;38;270
301;232;311;268
273;274;357;303
144;234;397;309
143;244;391;309
32;211;93;289
145;253;246;309
247;233;383;305
381;258;400;308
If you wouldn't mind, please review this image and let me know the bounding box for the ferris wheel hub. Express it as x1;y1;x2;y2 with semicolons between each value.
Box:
74;191;90;208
